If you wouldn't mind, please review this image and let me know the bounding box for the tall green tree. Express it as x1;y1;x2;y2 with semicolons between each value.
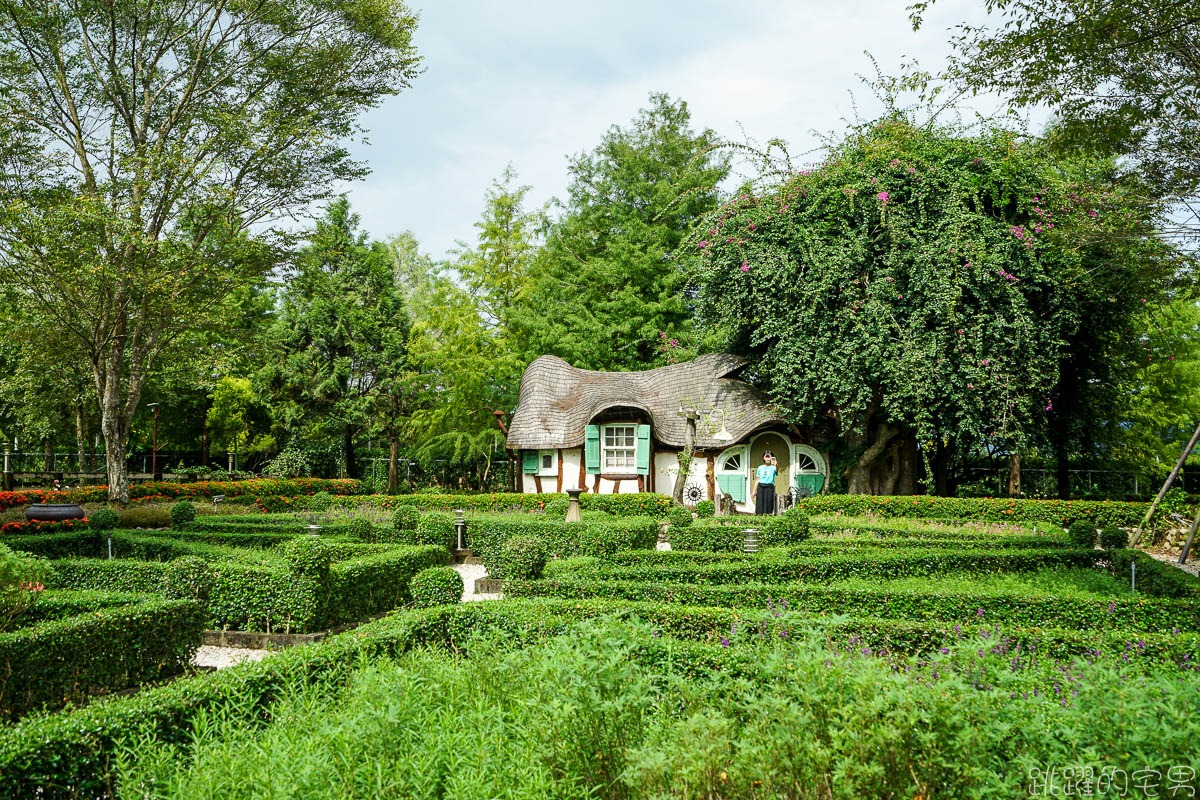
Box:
0;0;420;501
260;198;409;479
512;93;729;370
694;118;1184;495
402;172;537;488
910;0;1200;240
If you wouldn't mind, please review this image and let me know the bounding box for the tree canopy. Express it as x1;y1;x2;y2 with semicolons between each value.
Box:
910;0;1200;246
0;0;421;501
693;118;1187;495
511;93;730;371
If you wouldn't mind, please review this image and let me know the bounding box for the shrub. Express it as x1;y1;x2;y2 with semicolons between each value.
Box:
760;510;810;546
1109;549;1200;598
88;507;119;531
469;516;659;577
794;494;1146;530
310;491;334;512
666;506;692;528
325;546;448;626
163;557;215;606
346;517;375;542
0;544;51;632
670;524;744;552
280;537;334;582
1067;520;1097;549
1099;526;1129;550
415;512;456;552
169;501;196;527
392;505;420;534
694;500;716;519
0;596;203;721
409;567;463;607
542;496;569;516
497;535;547;580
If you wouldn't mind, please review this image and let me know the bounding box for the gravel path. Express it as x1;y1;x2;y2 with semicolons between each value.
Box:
1143;549;1200;578
453;562;500;601
192;645;274;669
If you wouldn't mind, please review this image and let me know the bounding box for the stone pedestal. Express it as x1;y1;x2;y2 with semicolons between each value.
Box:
566;488;583;522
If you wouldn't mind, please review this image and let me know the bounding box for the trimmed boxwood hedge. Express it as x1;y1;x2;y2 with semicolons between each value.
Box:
44;539;448;633
331;491;675;518
1108;549;1200;599
795;495;1150;529
467;515;658;577
2;597;1197;799
505;577;1200;633
66;478;364;504
555;547;1102;586
0;595;204;720
10;589;147;626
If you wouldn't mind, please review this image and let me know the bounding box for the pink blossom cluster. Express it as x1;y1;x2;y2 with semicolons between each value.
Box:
996;269;1019;283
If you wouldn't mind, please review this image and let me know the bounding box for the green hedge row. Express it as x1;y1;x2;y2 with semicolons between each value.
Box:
577;547;1101;585
0;596;204;721
467;516;659;578
325;546;449;627
1108;549;1200;599
3;597;1197;799
795;536;1072;552
331;491;675;518
47;542;448;633
795;495;1149;528
807;519;1064;542
505;577;1200;633
13;590;148;627
66;478;364;504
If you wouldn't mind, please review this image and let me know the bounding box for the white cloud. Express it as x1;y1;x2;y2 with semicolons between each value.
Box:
336;0;1026;259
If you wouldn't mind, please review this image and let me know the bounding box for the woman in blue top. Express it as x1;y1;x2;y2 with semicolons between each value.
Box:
752;450;778;515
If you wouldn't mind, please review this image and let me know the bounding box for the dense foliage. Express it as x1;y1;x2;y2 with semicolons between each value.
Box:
0;594;203;720
693;119;1187;496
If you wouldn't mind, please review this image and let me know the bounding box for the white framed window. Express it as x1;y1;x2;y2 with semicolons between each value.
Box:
602;424;638;472
538;450;558;477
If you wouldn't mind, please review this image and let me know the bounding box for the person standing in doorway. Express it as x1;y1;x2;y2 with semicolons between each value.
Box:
752;450;778;515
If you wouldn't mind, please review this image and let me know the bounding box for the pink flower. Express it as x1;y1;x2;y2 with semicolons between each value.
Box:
876;191;890;205
740;262;750;272
981;359;990;366
698;240;708;249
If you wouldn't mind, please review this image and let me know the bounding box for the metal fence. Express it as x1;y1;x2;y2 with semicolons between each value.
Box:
959;467;1189;501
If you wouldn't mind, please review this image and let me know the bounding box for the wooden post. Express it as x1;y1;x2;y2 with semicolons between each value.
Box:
1131;421;1200;546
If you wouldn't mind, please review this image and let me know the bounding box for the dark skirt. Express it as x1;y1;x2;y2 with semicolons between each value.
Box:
754;482;776;515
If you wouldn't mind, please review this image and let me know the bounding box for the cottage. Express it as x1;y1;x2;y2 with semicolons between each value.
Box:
506;354;828;512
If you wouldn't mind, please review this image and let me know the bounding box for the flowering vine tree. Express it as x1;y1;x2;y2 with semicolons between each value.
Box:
693;119;1181;495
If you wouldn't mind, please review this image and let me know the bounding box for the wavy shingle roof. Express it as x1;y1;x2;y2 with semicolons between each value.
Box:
506;354;784;450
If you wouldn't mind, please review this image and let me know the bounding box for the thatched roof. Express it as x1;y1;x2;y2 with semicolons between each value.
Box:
506;354;785;450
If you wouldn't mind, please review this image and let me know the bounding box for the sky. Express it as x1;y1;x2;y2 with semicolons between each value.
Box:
336;0;1022;260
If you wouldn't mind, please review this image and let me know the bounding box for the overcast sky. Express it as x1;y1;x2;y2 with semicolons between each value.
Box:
336;1;1023;260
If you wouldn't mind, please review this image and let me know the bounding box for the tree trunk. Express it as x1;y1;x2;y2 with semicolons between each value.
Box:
671;415;697;505
342;426;357;479
43;438;53;473
1007;452;1022;497
388;438;399;492
75;403;86;479
932;439;954;497
102;423;130;505
846;422;898;494
200;399;211;467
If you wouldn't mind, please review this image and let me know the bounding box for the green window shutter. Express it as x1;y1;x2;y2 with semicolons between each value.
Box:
522;450;539;474
635;424;651;475
716;474;747;504
585;425;601;474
